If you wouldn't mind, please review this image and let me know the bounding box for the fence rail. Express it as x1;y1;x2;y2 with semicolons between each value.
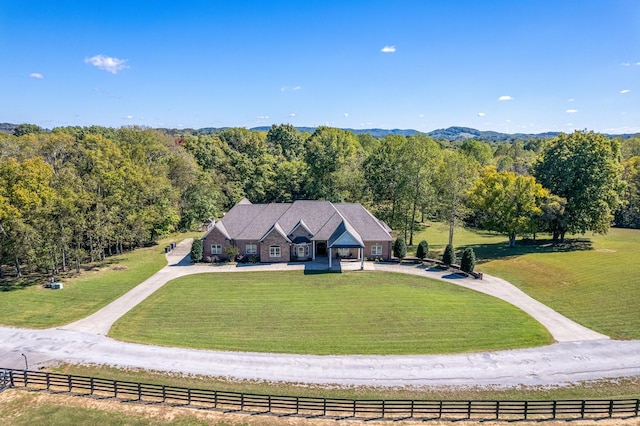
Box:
3;369;639;421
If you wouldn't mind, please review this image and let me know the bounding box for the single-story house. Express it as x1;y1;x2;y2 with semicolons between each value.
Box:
202;199;393;267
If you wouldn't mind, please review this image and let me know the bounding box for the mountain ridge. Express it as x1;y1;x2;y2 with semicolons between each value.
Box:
1;122;637;141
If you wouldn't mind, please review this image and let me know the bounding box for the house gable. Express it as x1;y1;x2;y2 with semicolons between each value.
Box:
328;220;365;248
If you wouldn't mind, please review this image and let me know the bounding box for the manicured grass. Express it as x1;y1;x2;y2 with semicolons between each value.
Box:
0;232;201;329
110;271;552;355
407;222;507;257
481;228;640;340
50;363;640;401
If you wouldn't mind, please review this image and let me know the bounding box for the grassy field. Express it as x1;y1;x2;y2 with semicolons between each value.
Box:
480;228;640;340
110;271;552;355
0;390;217;426
0;232;201;329
49;363;640;401
406;223;640;340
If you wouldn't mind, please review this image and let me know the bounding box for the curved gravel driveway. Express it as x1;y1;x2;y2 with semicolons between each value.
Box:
1;238;638;388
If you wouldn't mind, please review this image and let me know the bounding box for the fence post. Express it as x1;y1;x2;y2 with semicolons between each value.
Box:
581;400;586;419
410;400;414;418
68;374;72;392
323;398;327;417
9;370;14;387
240;392;244;411
23;370;28;387
467;400;471;419
268;394;272;413
46;372;50;390
353;399;356;418
438;400;443;419
90;377;94;395
114;380;118;398
609;399;613;418
188;388;192;406
524;401;528;420
495;400;499;420
138;383;142;401
213;390;217;408
635;399;640;417
381;400;385;419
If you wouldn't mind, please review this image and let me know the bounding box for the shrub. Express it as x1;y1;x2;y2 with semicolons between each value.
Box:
416;240;429;259
248;255;259;263
460;247;476;273
225;245;239;261
393;237;407;260
442;244;456;266
190;238;203;263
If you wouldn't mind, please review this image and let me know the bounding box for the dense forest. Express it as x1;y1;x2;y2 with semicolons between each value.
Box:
1;123;639;277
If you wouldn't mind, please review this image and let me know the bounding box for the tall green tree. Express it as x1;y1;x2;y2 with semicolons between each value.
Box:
403;134;441;245
468;167;549;247
363;135;409;228
615;156;640;228
433;150;478;246
305;126;362;202
532;131;623;240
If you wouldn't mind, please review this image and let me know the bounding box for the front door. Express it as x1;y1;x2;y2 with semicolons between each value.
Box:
316;242;327;256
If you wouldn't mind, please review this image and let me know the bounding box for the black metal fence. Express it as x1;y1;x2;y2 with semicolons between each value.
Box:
4;369;639;422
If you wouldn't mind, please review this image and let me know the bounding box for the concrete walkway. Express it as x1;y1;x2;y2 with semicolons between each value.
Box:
2;238;636;388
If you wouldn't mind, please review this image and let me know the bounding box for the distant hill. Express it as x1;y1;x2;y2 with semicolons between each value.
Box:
2;121;637;141
0;123;17;134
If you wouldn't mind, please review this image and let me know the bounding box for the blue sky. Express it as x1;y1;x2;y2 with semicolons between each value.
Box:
1;0;639;134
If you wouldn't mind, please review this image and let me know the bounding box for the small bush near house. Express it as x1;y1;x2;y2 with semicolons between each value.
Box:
190;238;203;263
460;247;476;273
393;237;407;260
416;240;429;259
225;246;239;261
442;244;456;266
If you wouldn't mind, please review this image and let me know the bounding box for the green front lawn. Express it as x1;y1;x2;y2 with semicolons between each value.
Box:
0;233;201;329
110;271;552;355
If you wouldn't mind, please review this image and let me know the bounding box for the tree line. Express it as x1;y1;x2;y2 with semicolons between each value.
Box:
1;123;638;277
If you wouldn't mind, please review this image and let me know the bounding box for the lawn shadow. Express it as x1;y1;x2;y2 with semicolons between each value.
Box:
467;238;593;263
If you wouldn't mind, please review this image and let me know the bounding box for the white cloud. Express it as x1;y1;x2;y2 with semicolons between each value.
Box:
256;115;269;120
620;89;631;94
281;86;302;92
498;95;513;101
566;109;579;113
381;45;396;53
568;98;575;102
289;113;296;117
84;54;128;74
477;112;486;117
125;115;133;119
292;86;301;91
418;113;424;118
622;62;631;67
344;113;349;117
29;72;44;79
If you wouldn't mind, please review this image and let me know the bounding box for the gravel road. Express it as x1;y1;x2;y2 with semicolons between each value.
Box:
1;239;637;388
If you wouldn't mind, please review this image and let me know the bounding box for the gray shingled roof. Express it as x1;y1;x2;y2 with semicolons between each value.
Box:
218;200;392;243
334;203;393;241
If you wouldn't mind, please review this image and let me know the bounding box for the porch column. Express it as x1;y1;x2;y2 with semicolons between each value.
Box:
360;248;364;270
328;248;332;269
312;241;315;260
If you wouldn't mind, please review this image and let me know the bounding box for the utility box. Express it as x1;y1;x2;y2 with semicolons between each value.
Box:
52;282;63;290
